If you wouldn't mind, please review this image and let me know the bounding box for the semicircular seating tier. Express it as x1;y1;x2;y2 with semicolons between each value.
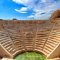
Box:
0;10;60;59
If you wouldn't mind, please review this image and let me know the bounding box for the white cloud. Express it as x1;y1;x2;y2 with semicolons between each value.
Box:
27;12;51;20
27;2;57;20
13;0;29;4
13;0;34;7
13;0;58;19
28;15;34;18
15;7;28;13
41;0;47;2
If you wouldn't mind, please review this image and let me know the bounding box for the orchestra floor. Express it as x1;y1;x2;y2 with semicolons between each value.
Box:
14;51;46;60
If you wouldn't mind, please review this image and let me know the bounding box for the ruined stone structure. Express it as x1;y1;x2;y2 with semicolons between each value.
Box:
50;10;60;22
0;10;60;59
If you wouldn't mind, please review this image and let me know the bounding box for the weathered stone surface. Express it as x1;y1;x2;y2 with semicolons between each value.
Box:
1;58;14;60
50;10;60;22
0;10;60;59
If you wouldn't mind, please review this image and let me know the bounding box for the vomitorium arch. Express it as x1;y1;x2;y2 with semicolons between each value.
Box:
0;10;60;60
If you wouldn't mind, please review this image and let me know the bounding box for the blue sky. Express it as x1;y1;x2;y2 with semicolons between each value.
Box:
0;0;60;20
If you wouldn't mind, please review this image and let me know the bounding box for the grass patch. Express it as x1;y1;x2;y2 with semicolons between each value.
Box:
15;52;46;60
